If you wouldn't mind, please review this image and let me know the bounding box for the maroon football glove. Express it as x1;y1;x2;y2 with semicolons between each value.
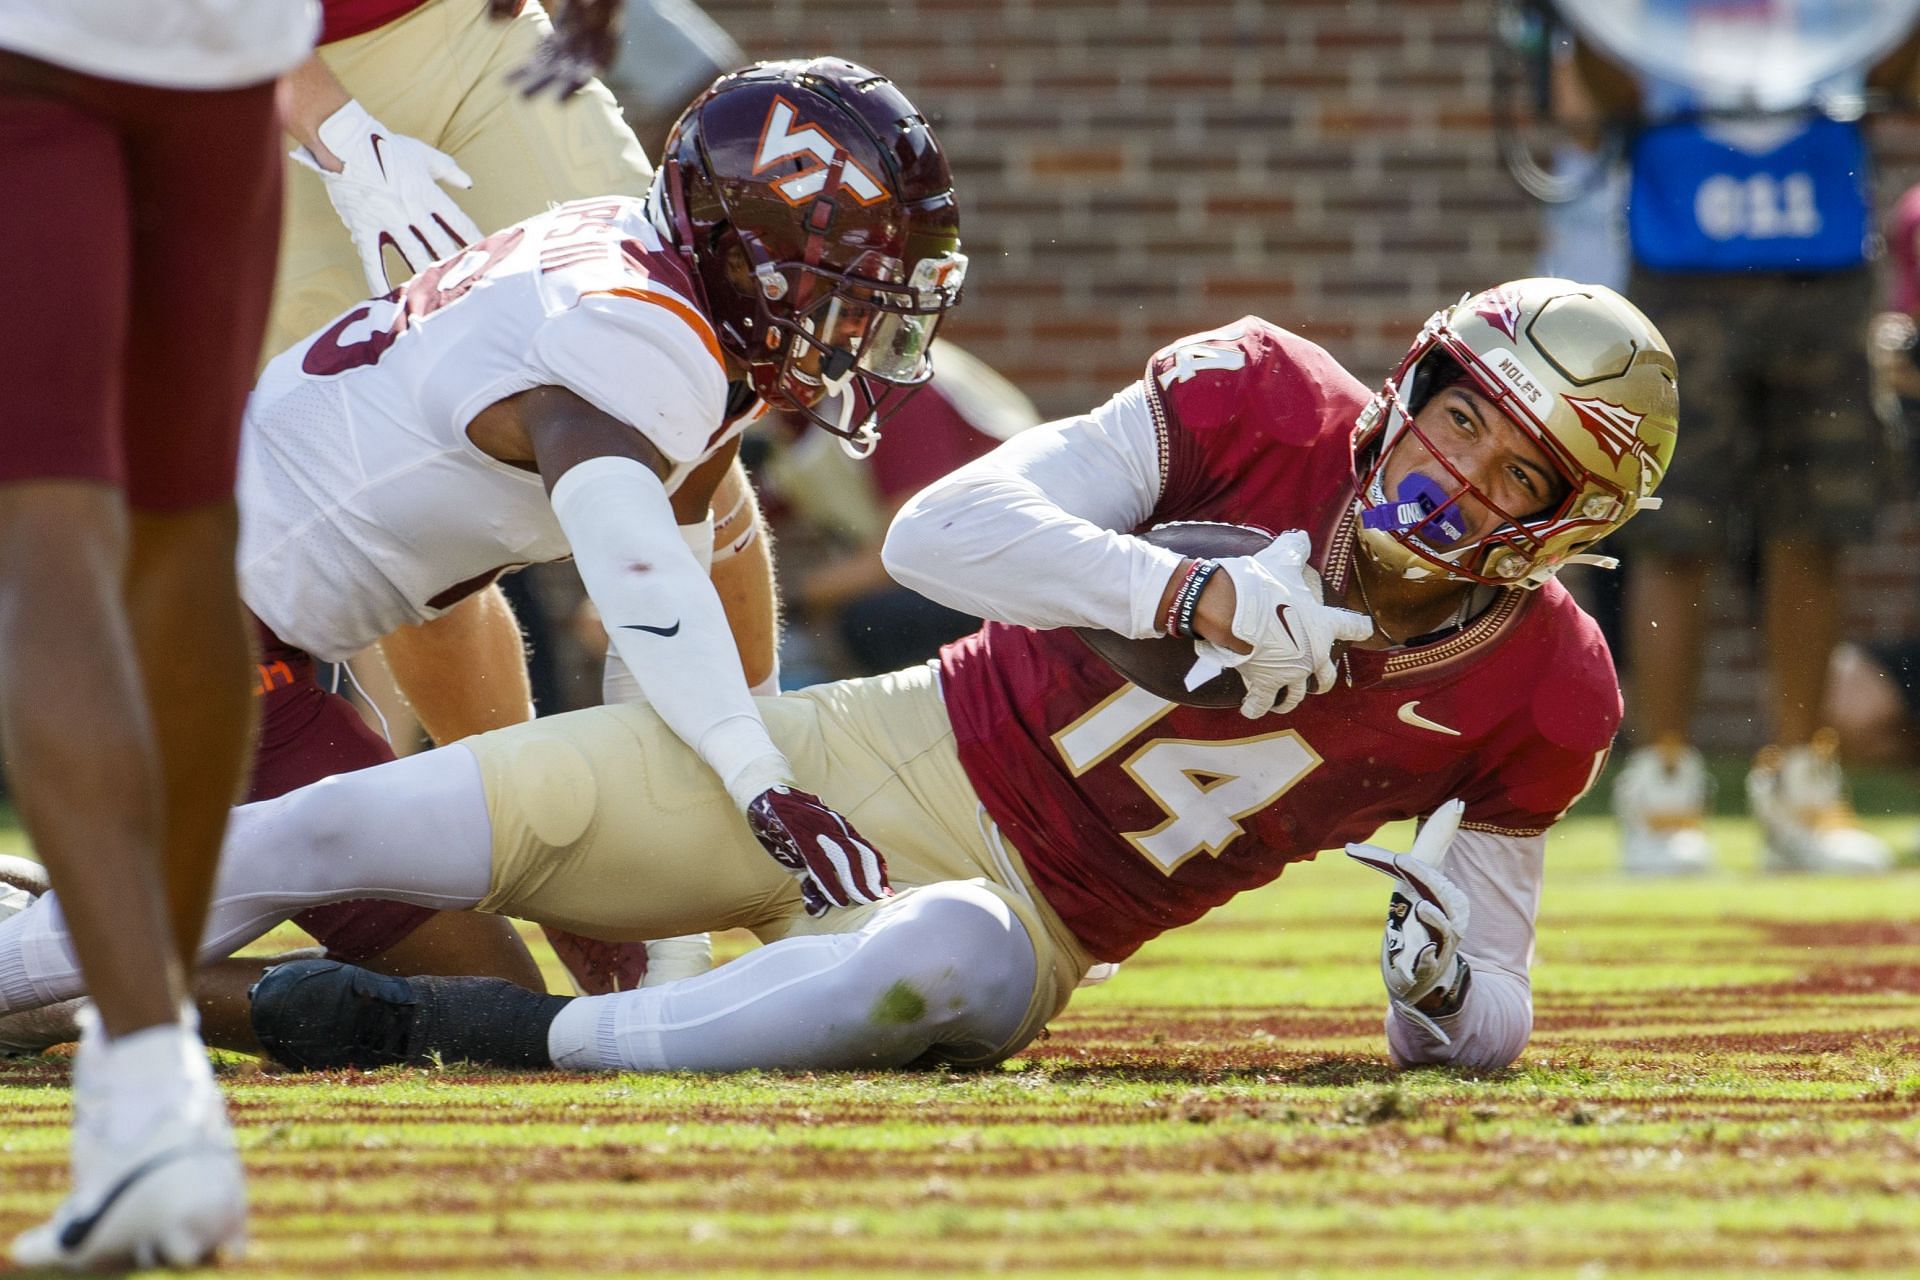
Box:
745;786;892;918
494;0;620;100
542;926;650;995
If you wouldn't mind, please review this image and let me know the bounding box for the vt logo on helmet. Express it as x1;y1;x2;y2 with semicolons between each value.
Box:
652;58;967;455
753;99;888;206
1352;278;1680;588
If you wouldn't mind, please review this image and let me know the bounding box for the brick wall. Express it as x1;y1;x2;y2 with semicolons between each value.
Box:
699;0;1920;749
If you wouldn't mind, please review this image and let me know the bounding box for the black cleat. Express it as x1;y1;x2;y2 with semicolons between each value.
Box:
249;959;421;1069
249;958;571;1071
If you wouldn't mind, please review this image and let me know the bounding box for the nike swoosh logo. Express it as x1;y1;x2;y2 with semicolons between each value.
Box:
1397;700;1461;737
620;621;681;638
370;132;388;179
57;1146;209;1252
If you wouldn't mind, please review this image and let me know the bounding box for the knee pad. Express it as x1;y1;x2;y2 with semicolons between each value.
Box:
857;882;1037;1034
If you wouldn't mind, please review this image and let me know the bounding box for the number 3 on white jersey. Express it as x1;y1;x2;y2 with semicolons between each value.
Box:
1052;684;1322;873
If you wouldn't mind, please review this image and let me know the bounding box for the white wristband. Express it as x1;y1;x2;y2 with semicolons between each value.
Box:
712;516;761;563
680;514;715;573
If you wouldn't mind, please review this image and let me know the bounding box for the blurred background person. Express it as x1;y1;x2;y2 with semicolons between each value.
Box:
1829;180;1920;778
761;342;1042;683
604;0;744;146
1558;0;1918;876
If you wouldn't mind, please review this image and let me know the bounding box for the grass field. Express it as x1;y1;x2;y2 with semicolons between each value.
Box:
2;810;1917;1278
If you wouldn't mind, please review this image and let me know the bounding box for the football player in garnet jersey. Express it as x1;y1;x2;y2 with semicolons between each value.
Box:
0;280;1677;1077
0;0;315;1266
107;58;961;1050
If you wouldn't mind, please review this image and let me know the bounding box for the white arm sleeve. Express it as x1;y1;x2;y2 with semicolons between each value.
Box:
882;381;1186;639
600;517;716;707
1385;828;1542;1071
553;456;789;808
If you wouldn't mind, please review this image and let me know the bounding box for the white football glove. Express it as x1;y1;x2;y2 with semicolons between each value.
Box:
292;100;484;295
1346;798;1471;1045
1191;530;1375;719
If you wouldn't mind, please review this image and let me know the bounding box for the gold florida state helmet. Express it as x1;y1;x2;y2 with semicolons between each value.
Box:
1353;278;1679;587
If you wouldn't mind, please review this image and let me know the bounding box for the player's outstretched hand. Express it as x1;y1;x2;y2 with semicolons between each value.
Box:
1346;798;1471;1045
498;0;621;100
745;786;892;918
1192;530;1374;719
291;99;482;295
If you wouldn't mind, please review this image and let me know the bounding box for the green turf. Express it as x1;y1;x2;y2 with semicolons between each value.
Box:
2;813;1916;1278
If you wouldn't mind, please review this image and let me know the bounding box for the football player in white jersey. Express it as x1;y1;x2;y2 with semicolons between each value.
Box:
180;57;962;1042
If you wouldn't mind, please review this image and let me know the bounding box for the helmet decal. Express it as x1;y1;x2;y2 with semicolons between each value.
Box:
1566;396;1649;467
753;97;889;207
1476;346;1553;419
1474;286;1524;342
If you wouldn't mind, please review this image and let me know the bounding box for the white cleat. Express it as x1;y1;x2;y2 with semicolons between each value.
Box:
10;1144;247;1271
1747;733;1893;875
1612;742;1715;876
11;1014;247;1272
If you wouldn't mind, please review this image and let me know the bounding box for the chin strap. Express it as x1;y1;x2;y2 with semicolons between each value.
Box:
830;386;881;458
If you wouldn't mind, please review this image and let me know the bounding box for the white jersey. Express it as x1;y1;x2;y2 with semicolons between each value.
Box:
239;196;749;662
0;0;316;89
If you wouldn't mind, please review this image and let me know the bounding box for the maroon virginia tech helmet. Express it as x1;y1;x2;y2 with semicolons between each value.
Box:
655;57;966;452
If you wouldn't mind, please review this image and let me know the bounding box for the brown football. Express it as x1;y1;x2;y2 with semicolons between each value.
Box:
1072;521;1277;708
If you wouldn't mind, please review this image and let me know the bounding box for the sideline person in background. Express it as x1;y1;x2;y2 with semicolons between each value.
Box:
1568;6;1914;876
759;341;1042;680
1829;181;1920;802
0;0;317;1268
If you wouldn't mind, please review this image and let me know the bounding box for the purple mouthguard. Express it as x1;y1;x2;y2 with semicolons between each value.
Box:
1360;473;1467;544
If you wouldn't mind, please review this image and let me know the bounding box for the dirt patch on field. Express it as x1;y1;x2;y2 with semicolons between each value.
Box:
1741;917;1920;949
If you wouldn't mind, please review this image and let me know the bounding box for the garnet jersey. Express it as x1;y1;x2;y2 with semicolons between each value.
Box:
238;196;754;663
934;319;1619;962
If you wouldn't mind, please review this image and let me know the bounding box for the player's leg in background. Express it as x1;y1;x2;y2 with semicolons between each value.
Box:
185;637;542;1054
1609;270;1730;877
1745;270;1891;873
431;0;654;228
252;879;1043;1072
0;744;501;1016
